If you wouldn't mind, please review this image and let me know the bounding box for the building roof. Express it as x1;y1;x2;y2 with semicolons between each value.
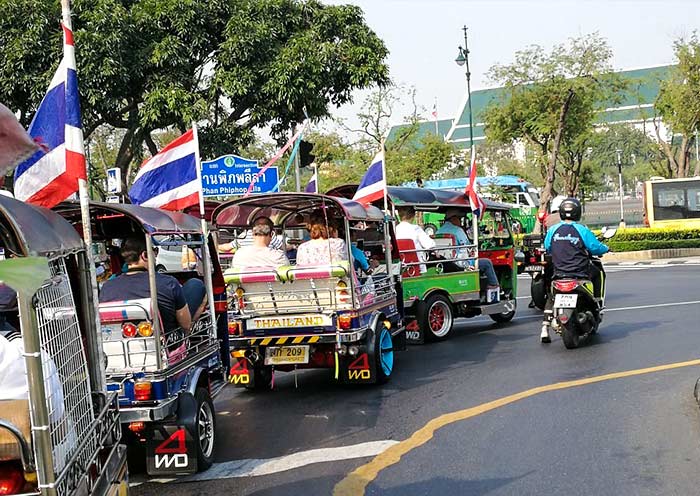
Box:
387;65;675;149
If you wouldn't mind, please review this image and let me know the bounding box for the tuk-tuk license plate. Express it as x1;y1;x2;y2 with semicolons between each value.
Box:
264;346;310;365
525;265;544;272
554;294;578;308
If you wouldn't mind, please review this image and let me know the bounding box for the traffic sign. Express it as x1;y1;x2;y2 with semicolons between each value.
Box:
106;167;122;193
200;155;279;197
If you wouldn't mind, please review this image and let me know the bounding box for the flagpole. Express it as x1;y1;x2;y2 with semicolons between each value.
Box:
62;0;105;391
470;145;480;270
192;122;217;326
313;163;319;193
380;140;393;278
433;97;439;136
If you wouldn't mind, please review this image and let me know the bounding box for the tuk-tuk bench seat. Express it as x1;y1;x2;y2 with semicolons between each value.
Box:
225;262;353;313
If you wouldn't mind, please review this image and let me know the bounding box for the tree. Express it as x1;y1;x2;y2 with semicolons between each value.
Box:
483;33;625;210
653;33;700;177
386;133;457;185
0;0;390;186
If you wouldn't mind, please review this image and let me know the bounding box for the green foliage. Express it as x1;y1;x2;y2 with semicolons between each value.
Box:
609;227;700;242
483;33;625;206
0;0;389;185
654;32;700;177
607;239;700;251
386;133;456;185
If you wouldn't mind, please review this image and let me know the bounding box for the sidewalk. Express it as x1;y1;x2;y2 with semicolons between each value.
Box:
603;249;700;265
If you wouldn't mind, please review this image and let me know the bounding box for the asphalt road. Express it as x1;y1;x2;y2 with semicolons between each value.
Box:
133;263;700;496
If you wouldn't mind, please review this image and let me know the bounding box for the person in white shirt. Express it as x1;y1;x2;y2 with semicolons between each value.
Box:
230;217;290;268
395;206;436;274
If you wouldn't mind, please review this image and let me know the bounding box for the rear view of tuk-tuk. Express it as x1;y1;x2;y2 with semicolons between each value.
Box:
0;197;127;496
214;194;405;390
54;202;226;478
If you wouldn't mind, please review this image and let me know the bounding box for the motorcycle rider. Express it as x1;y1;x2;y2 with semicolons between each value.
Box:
540;197;610;343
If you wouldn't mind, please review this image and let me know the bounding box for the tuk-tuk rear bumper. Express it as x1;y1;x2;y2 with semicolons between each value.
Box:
118;396;179;423
230;329;367;347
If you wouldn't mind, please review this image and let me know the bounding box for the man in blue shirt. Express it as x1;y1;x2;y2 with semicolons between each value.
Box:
540;197;609;343
437;209;499;289
100;237;206;333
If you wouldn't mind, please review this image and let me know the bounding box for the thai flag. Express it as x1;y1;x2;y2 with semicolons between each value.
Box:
465;147;486;219
352;151;386;205
305;171;318;193
128;129;200;211
14;23;86;208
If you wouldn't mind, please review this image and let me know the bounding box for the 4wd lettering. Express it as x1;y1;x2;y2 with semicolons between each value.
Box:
230;358;250;385
347;353;371;380
154;429;189;469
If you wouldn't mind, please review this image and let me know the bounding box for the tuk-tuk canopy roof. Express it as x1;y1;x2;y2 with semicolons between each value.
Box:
55;201;203;235
213;193;385;228
325;185;512;212
0;195;84;257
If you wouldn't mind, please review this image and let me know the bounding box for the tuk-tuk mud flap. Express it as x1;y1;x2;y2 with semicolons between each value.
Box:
146;392;199;476
229;356;252;387
404;318;424;345
339;343;374;384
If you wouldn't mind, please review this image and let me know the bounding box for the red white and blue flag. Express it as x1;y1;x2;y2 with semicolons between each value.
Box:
128;129;200;211
14;23;86;208
352;150;386;205
465;147;486;219
304;170;318;193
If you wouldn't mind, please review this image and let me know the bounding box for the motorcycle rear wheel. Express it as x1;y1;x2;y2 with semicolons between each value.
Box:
561;320;580;349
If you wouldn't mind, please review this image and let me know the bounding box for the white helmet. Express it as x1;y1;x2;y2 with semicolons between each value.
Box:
550;195;566;214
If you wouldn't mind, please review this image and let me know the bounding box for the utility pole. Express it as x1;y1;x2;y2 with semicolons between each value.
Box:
616;149;625;228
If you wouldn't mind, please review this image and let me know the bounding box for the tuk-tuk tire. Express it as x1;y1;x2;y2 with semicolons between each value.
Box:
245;365;273;391
374;325;394;384
194;388;216;471
418;293;454;342
489;299;517;324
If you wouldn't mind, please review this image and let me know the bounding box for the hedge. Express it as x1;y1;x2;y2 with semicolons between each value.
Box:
607;239;700;252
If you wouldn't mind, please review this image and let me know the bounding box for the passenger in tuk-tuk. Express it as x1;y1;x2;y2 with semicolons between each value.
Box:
0;283;18;333
296;216;348;265
329;223;370;274
99;237;207;332
231;217;290;267
438;208;500;291
396;206;435;274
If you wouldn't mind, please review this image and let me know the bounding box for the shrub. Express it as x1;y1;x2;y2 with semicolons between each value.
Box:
608;239;700;252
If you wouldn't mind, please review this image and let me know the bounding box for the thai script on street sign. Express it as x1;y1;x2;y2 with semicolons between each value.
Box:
200;154;279;197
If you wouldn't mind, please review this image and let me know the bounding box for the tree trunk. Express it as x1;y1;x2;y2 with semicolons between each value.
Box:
653;118;680;177
540;89;575;212
114;126;137;188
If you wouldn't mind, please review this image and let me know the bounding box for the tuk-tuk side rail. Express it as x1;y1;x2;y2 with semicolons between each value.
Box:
230;284;353;316
54;391;122;496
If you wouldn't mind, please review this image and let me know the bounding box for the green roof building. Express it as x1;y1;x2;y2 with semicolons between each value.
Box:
387;65;675;149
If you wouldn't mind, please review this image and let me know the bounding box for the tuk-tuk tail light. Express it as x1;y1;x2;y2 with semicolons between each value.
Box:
0;461;25;495
137;322;153;337
121;322;137;338
134;382;152;401
128;422;146;434
338;315;352;330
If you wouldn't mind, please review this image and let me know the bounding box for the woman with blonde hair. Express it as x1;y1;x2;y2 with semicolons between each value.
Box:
295;216;348;266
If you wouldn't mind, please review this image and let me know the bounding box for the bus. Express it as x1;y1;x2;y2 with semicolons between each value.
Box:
643;176;700;228
417;175;540;234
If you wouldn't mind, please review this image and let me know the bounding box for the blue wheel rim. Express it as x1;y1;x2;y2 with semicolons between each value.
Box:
379;328;393;376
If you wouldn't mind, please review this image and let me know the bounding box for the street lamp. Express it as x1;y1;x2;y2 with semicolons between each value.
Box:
616;149;625;228
455;25;474;149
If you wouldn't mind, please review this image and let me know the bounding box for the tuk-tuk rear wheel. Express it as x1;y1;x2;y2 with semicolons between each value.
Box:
419;294;454;341
374;325;394;384
195;388;216;471
245;365;273;391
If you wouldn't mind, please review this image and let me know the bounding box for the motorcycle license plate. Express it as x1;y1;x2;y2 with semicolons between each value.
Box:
524;265;544;273
264;346;310;365
554;294;578;308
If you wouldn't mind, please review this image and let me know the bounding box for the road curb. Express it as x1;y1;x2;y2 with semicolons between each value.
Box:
603;248;700;264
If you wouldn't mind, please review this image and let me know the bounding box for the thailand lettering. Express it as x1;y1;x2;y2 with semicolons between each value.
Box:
254;316;325;328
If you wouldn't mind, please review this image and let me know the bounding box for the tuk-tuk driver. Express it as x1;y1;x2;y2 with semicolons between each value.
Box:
99;237;207;333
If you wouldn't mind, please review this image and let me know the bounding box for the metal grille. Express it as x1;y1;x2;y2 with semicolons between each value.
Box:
34;258;97;479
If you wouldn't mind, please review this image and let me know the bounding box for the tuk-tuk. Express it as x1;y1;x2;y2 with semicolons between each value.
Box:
213;193;405;390
0;196;128;495
54;202;226;476
327;186;520;344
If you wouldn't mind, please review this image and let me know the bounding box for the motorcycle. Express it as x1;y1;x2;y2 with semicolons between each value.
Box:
549;227;617;349
520;233;553;310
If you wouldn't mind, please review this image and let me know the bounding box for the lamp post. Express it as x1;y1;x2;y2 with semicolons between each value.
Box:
616;149;625;228
454;26;474;149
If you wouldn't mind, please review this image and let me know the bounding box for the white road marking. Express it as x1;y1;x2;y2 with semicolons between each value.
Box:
606;300;700;313
134;440;399;485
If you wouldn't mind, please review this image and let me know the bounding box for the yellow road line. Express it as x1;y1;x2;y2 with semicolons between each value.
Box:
333;358;700;496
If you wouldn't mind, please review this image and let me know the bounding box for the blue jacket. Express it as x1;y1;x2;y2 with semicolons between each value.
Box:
545;221;609;277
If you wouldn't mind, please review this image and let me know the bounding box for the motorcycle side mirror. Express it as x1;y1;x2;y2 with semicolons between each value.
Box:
515;250;526;264
602;227;617;239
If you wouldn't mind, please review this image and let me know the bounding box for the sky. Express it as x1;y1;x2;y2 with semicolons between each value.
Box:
325;0;700;130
